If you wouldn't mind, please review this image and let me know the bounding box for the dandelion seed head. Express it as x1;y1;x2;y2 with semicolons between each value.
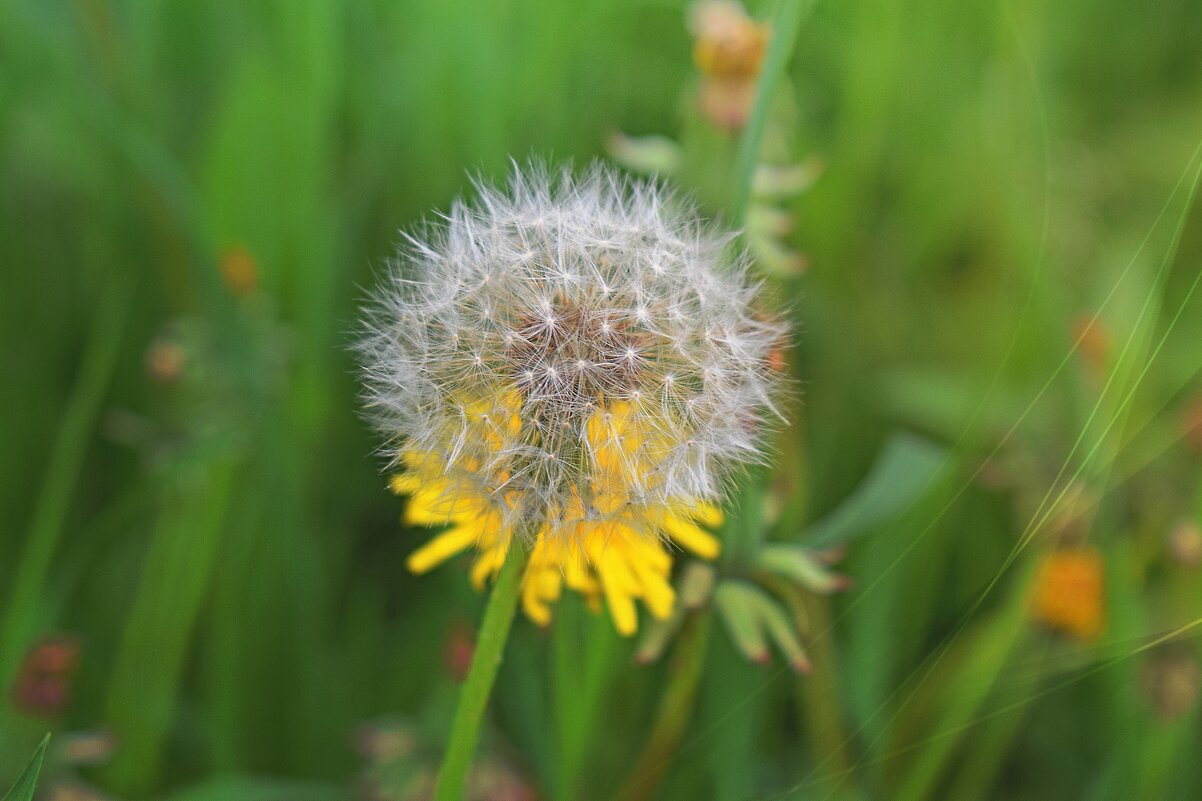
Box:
359;162;786;543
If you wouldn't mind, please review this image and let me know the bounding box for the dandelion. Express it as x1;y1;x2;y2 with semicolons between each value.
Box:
358;162;785;800
360;163;785;635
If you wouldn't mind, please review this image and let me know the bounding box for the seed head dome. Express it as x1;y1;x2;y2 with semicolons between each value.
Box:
359;162;786;542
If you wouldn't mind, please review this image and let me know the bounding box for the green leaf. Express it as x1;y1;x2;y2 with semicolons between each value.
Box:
755;544;849;594
606;132;683;176
714;581;771;664
714;581;809;671
755;591;811;674
678;561;717;610
803;432;947;549
102;455;240;794
3;734;50;801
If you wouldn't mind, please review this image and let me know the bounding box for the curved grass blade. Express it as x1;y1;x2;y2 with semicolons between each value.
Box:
2;734;50;801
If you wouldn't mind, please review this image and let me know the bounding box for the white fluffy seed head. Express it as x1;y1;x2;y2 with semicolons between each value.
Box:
358;162;787;539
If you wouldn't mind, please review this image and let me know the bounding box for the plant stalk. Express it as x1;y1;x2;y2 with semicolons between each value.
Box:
730;0;818;225
434;543;530;801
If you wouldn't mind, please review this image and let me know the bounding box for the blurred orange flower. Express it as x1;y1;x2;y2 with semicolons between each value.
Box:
689;0;770;130
691;0;769;80
8;634;81;717
220;246;259;297
1071;313;1111;377
1030;547;1105;640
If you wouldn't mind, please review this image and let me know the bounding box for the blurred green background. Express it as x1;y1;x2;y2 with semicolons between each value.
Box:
3;0;1202;799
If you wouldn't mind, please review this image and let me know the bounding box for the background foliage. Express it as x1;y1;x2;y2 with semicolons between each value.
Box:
2;0;1202;799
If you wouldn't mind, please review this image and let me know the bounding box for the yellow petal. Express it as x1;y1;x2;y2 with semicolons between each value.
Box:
635;564;676;619
636;535;673;571
691;502;724;529
587;537;638;592
389;474;422;495
469;546;507;589
621;539;676;619
564;550;600;596
520;557;564;627
404;491;457;526
603;582;638;636
665;514;721;560
522;577;554;626
594;549;640;635
406;525;479;574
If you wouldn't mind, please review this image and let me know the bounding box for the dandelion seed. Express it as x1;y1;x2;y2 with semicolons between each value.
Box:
359;162;786;635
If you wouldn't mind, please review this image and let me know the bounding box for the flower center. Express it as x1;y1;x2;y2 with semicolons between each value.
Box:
506;298;643;416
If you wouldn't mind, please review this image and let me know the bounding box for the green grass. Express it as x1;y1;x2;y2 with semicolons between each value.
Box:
2;0;1202;799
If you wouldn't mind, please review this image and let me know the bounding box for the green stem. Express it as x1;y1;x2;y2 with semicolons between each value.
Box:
722;0;817;560
730;0;818;225
434;544;530;801
553;598;618;801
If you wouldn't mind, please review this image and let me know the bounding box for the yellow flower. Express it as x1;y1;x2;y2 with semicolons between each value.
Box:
393;398;722;637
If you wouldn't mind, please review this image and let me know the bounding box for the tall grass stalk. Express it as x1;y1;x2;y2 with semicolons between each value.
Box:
0;276;131;691
730;0;818;225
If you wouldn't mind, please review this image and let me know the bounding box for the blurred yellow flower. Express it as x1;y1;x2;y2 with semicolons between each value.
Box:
1030;547;1106;640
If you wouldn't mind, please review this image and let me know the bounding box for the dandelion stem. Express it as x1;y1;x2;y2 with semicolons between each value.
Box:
434;542;530;801
730;0;817;225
